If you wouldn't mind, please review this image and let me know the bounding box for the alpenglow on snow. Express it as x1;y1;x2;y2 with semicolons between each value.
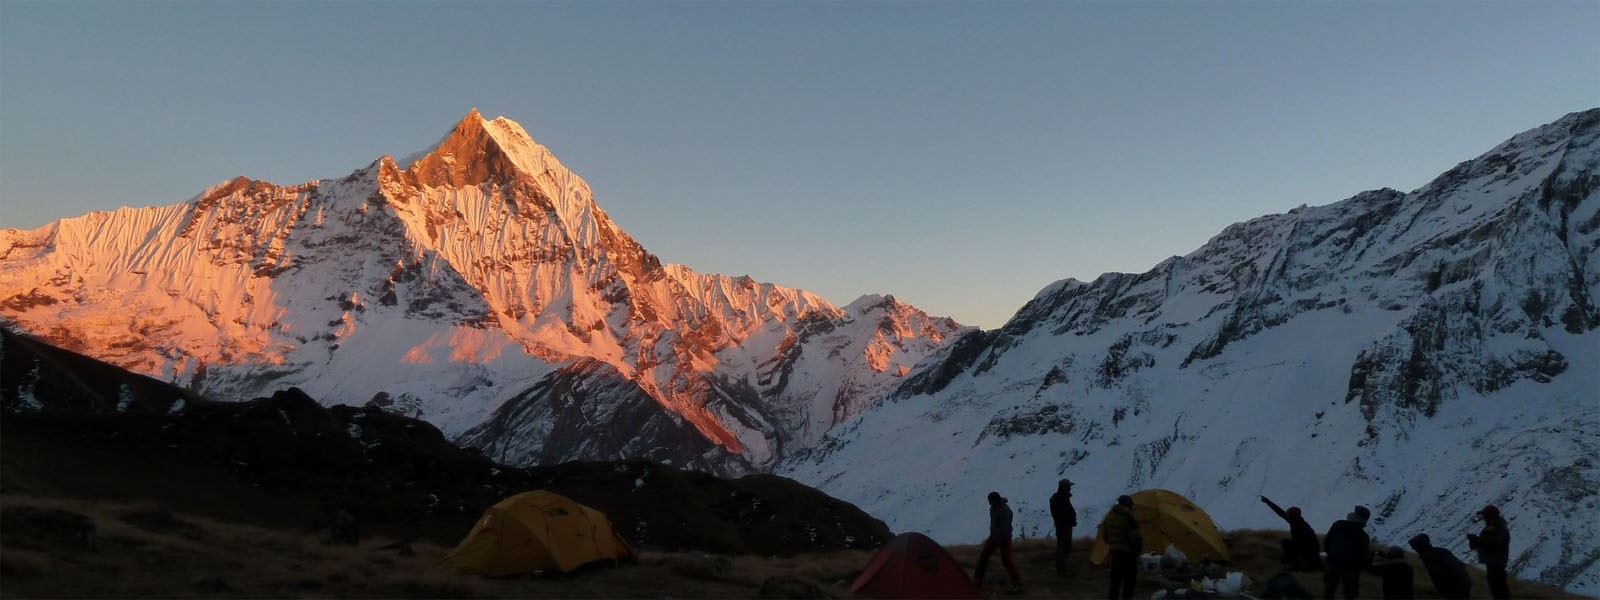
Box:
3;107;1596;593
0;110;967;474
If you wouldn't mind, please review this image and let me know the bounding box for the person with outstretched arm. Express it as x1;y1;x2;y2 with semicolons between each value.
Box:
1261;495;1322;571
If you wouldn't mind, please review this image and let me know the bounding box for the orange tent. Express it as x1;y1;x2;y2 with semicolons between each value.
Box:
851;532;983;599
442;490;634;576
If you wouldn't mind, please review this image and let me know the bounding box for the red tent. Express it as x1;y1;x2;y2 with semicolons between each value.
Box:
850;532;984;599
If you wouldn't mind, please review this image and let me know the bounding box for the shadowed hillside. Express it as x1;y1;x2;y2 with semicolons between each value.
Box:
1;327;1579;598
0;327;890;555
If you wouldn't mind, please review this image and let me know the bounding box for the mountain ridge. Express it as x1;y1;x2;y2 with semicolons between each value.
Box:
779;108;1600;592
4;107;1594;590
0;110;965;474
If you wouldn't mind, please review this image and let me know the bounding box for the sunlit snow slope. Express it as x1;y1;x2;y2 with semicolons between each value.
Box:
780;109;1600;592
0;110;965;474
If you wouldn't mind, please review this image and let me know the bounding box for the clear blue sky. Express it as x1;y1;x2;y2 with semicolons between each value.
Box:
2;1;1595;328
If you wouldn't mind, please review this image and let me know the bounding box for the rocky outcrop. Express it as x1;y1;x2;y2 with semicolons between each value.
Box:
457;359;750;474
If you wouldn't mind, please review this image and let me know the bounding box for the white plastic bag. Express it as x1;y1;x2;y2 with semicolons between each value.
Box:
1204;571;1249;598
1163;544;1188;568
1141;552;1163;572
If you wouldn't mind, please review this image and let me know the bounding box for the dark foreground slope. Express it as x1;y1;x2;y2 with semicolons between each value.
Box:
1;494;1581;599
0;327;889;556
2;332;1577;598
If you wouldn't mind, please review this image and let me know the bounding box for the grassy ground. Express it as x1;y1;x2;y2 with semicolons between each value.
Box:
1;494;1582;599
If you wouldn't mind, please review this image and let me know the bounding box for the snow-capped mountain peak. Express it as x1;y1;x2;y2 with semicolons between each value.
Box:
404;109;566;188
0;110;964;475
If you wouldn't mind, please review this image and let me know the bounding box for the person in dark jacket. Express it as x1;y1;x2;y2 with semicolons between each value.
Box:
1051;479;1078;574
1409;533;1471;600
1102;495;1142;600
1467;505;1511;600
975;491;1022;590
1365;545;1414;599
1261;495;1322;571
1322;505;1371;600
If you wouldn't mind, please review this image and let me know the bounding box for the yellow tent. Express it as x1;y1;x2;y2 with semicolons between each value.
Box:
1089;489;1229;566
442;490;635;576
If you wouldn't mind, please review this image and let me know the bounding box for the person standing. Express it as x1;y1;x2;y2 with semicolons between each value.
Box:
974;491;1022;591
1050;479;1077;574
1409;533;1471;599
1102;495;1142;600
1468;505;1511;600
1322;505;1371;600
1261;495;1322;571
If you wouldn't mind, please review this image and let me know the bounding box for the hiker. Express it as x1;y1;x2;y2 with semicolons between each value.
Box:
974;491;1022;590
1365;546;1414;599
1260;495;1321;570
1050;479;1077;574
1102;494;1142;600
1467;505;1511;600
1409;533;1471;600
1321;505;1370;600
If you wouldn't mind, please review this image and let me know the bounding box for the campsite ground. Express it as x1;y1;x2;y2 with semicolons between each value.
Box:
0;494;1581;599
